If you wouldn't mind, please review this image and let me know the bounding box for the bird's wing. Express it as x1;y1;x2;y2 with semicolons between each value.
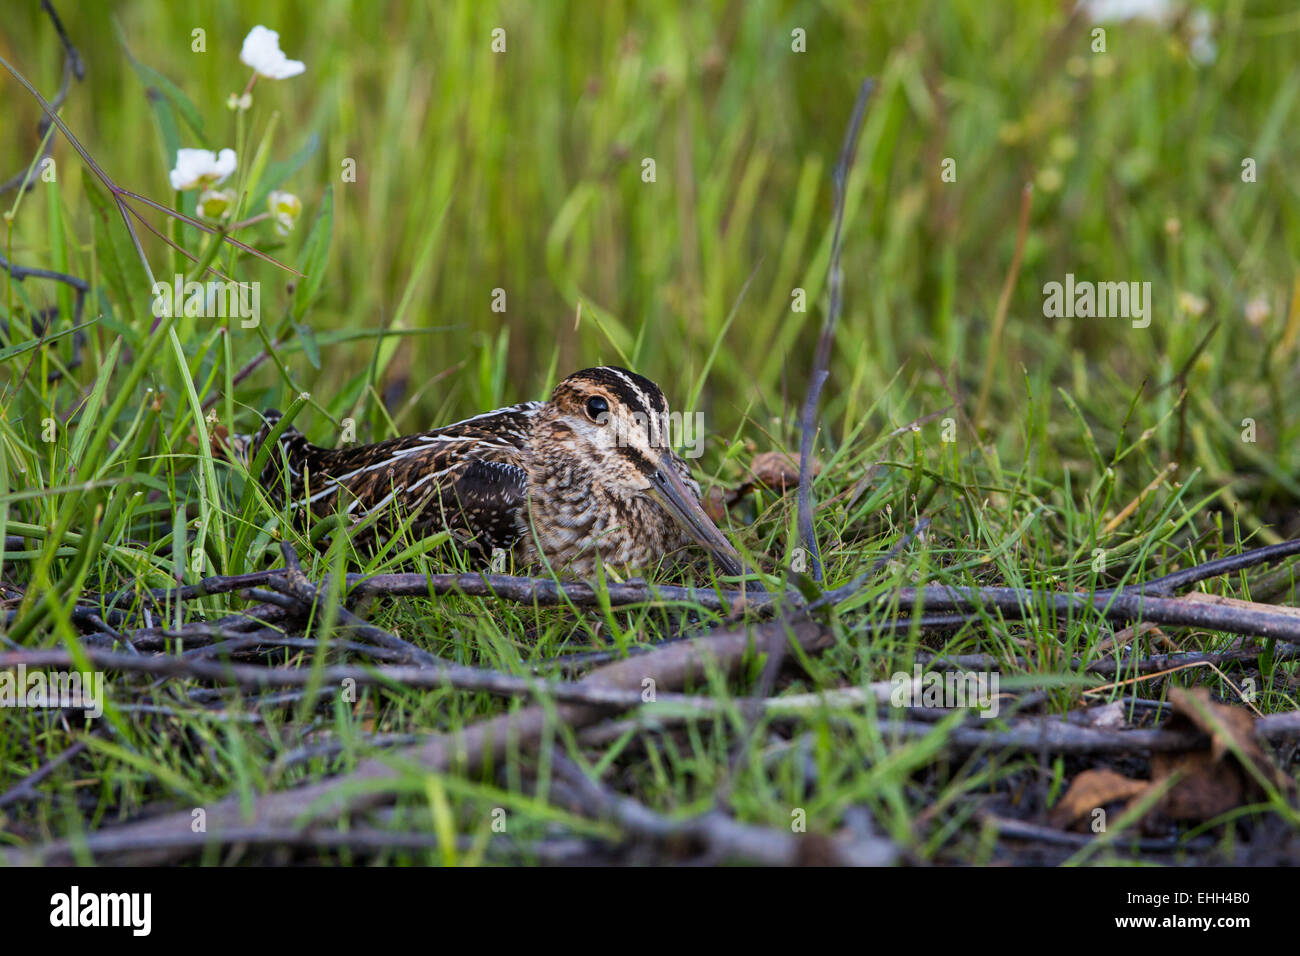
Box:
422;456;528;554
262;402;540;554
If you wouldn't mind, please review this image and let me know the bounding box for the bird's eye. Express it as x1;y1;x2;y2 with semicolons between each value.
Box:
585;396;610;423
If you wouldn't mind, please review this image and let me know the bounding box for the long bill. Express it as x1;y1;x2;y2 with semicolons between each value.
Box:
648;462;746;578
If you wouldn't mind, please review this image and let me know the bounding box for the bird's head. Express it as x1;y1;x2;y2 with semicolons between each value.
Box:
537;366;744;576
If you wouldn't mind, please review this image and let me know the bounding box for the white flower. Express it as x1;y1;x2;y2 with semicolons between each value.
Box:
1244;295;1270;327
1187;9;1217;65
197;188;237;220
1079;1;1217;65
169;148;237;191
267;190;303;236
1177;290;1208;317
1078;0;1176;22
240;26;305;80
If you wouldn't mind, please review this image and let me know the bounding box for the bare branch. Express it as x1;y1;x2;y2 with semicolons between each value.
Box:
796;78;874;581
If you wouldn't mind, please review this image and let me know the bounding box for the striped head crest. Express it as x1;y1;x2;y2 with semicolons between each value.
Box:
546;365;674;461
537;366;743;576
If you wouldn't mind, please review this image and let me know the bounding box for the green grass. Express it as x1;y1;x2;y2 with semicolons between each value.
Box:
1;0;1299;864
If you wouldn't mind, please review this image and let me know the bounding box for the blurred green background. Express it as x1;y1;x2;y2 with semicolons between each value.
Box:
3;0;1300;532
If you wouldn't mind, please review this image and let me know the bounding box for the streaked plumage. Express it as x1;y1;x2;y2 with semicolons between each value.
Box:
251;367;743;577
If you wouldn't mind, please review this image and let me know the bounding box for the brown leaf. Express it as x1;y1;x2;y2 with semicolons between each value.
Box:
1149;750;1245;820
1049;769;1150;830
1143;688;1293;822
187;422;228;443
704;450;822;517
206;423;233;458
749;450;819;492
702;487;729;524
1166;687;1291;792
187;422;246;463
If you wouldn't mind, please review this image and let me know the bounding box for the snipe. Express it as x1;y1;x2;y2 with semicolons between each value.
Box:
249;366;744;577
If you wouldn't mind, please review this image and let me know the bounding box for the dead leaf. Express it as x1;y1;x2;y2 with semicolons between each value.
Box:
749;450;819;492
1049;769;1150;830
703;487;730;524
1167;687;1291;791
702;450;822;518
1142;688;1293;822
1149;750;1245;820
1039;693;1289;834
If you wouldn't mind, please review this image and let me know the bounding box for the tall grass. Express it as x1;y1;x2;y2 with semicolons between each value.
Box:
1;0;1298;863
